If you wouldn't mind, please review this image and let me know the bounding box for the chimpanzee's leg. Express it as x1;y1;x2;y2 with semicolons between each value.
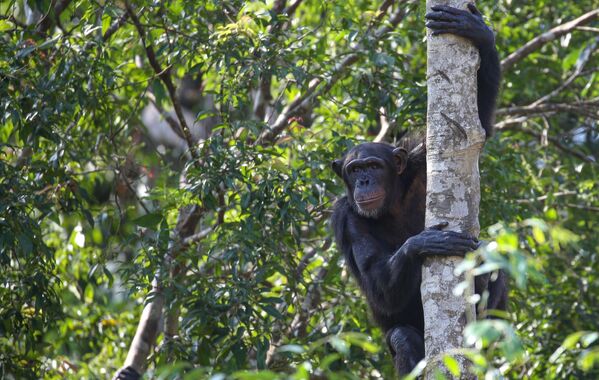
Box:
386;325;425;376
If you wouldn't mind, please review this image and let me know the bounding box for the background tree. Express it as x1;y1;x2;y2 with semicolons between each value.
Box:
0;0;598;379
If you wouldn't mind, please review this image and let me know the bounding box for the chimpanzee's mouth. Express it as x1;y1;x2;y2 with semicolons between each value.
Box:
356;195;384;206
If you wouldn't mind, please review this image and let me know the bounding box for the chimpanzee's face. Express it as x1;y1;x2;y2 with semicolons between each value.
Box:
332;143;407;218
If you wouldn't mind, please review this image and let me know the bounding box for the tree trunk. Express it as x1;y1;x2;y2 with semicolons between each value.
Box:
421;0;484;378
114;205;202;379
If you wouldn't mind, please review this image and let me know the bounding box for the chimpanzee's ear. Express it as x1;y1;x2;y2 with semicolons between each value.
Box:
392;147;408;175
331;159;344;178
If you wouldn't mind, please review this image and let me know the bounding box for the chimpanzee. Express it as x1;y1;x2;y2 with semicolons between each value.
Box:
331;4;507;376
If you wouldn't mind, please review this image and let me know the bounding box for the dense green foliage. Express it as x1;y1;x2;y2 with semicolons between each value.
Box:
0;0;597;379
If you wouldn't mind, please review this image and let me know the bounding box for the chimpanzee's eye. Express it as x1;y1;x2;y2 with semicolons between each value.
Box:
351;166;360;173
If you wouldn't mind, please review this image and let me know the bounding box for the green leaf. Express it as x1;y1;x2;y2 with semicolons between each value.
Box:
133;213;163;229
443;355;461;377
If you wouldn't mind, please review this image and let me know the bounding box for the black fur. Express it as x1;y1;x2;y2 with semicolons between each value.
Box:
332;5;506;376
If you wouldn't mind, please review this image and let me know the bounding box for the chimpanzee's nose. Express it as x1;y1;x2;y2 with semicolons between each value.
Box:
358;178;370;186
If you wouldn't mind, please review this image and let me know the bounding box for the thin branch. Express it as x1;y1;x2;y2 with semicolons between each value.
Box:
181;227;212;247
253;0;304;121
501;9;599;72
566;203;599;212
146;96;185;139
496;100;599;118
377;0;395;20
374;107;393;142
515;190;578;204
256;2;410;145
495;116;536;129
103;12;130;41
125;2;200;164
576;26;599;33
116;168;151;214
36;0;73;35
290;266;328;338
529;40;597;106
284;0;304;17
499;123;596;164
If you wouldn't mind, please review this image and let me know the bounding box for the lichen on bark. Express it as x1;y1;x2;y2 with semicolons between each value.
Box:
421;0;485;378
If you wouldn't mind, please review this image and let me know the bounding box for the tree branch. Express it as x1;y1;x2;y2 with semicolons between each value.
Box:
576;26;599;33
498;123;596;164
253;0;305;121
115;206;204;379
501;9;599;72
145;96;186;139
529;39;597;106
284;0;304;17
496;99;599;118
256;2;409;144
103;13;130;41
374;107;394;142
35;0;73;34
288;266;328;338
125;2;200;164
566;203;599;212
515;190;578;204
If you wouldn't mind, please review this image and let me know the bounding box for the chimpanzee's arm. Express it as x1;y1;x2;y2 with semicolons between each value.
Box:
347;228;478;314
332;199;478;314
332;198;419;313
477;39;500;137
349;234;422;314
425;3;501;137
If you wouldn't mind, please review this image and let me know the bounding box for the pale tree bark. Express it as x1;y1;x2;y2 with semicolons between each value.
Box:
113;206;203;379
421;0;484;378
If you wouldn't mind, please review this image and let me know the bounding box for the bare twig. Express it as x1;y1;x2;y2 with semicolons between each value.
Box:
496;100;599;118
499;123;596;164
495;116;537;129
501;9;599;72
515;190;578;204
181;227;212;246
566;203;599;212
576;26;599;33
374;107;393;142
125;2;200;164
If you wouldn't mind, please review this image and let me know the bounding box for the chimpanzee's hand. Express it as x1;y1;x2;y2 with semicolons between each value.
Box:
425;3;494;49
113;366;141;380
402;222;479;258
